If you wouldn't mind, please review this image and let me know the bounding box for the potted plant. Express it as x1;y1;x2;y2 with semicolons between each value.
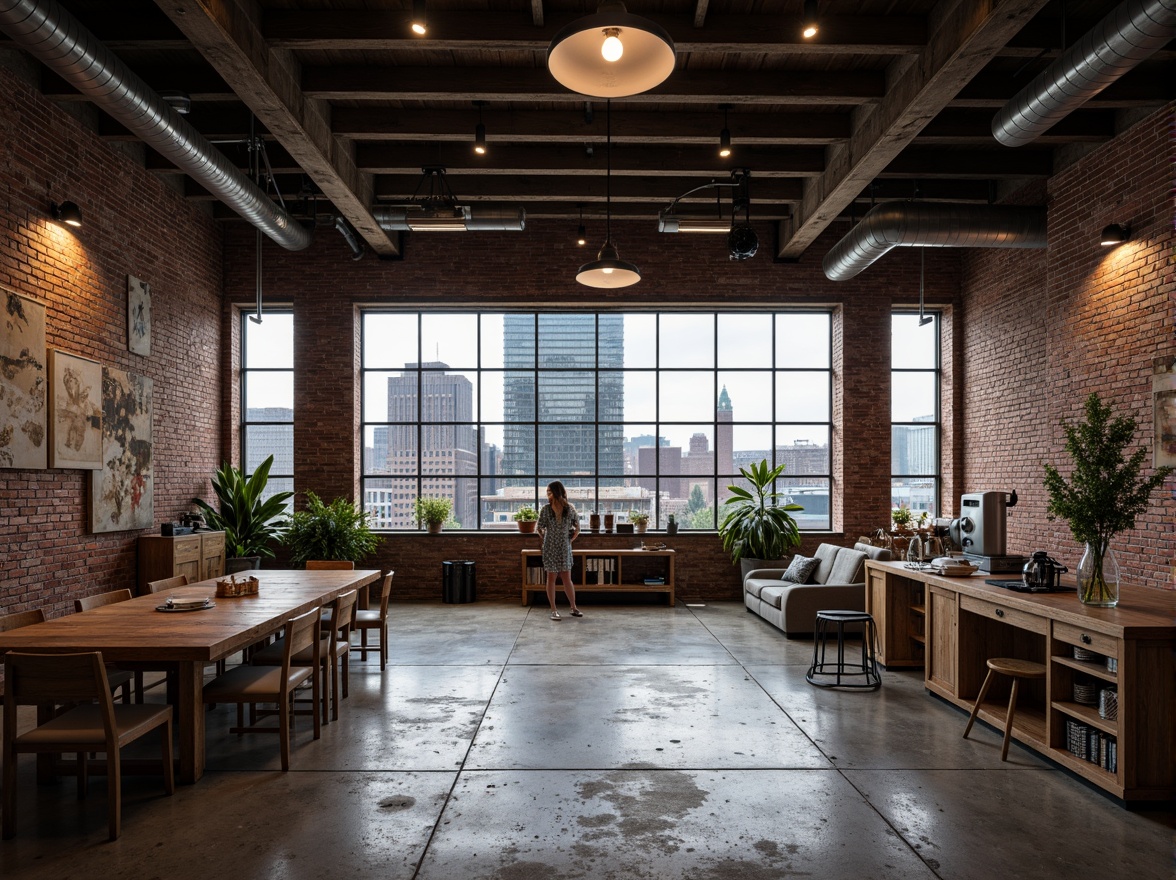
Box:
513;506;538;533
282;491;382;569
413;496;453;534
719;459;804;580
628;510;650;534
890;505;914;531
665;514;678;536
1043;392;1172;607
193;454;293;572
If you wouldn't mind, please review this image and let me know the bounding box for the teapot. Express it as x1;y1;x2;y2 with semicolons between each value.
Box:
1022;550;1067;590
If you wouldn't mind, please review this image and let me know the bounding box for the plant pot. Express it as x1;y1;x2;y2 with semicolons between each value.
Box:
1077;540;1119;607
635;523;647;534
427;522;443;534
517;520;537;533
603;514;615;533
666;521;678;535
226;556;260;573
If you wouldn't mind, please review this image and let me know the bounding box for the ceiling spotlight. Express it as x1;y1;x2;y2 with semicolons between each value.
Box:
802;0;819;39
547;1;676;98
411;0;427;35
1099;223;1129;246
577;101;640;288
718;104;732;159
50;200;82;228
473;101;487;156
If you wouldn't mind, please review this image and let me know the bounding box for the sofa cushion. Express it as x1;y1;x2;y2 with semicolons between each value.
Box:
827;548;868;585
744;578;775;600
781;554;819;583
811;543;840;584
854;542;892;562
758;585;787;610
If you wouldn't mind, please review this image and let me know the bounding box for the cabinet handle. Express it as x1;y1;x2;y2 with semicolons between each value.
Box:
1081;634;1091;645
995;608;1004;618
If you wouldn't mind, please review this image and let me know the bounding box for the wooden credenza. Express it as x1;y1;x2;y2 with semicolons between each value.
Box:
865;559;1176;803
137;531;225;595
521;549;675;605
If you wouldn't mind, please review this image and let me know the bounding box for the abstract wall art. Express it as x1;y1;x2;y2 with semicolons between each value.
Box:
48;349;103;469
1;288;47;469
128;275;151;356
91;366;153;532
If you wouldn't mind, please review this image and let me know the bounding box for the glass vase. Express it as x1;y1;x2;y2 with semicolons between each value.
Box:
1077;540;1119;608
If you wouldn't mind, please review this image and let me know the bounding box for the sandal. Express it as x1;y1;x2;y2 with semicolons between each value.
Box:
570;609;583;617
550;611;561;620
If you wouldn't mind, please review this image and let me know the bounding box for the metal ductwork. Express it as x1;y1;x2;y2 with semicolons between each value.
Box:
373;205;526;232
993;0;1176;147
822;202;1048;281
0;0;311;250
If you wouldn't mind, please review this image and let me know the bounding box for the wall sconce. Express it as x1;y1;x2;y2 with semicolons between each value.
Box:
50;200;82;228
1099;223;1129;246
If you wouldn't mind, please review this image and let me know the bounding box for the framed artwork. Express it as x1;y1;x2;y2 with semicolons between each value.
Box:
1;288;48;469
48;349;103;469
128;275;151;356
91;367;153;532
1154;357;1176;469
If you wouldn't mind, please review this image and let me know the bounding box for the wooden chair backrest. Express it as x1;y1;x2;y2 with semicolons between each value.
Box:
4;650;112;709
306;560;354;570
146;575;188;594
0;608;46;632
75;589;133;613
281;608;321;694
331;590;359;643
376;572;394;619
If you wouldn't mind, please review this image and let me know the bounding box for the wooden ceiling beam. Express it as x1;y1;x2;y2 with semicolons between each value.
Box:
370;174;807;203
151;0;400;257
778;0;1053;261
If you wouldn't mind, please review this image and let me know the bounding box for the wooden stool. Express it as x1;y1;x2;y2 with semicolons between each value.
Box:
962;657;1046;761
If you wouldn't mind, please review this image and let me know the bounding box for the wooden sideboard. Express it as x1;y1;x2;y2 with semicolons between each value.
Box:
521;549;675;605
137;531;225;595
865;559;1176;803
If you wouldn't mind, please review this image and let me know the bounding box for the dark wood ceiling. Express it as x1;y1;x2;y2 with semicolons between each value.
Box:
9;0;1174;259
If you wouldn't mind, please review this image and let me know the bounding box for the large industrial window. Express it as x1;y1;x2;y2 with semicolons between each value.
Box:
361;311;832;531
240;309;293;505
891;311;940;518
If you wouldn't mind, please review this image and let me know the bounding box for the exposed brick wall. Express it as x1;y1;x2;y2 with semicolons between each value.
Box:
961;103;1176;589
0;66;224;619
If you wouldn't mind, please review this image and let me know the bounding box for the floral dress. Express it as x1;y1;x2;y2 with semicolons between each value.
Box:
538;502;579;572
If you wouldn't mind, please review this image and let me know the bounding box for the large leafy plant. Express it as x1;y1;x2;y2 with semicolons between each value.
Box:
193;455;293;559
283;491;382;568
1043;393;1172;599
718;459;804;564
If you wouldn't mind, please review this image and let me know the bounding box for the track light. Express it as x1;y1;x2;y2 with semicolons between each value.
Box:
50;200;82;228
411;0;427;35
802;0;819;39
473;101;487;155
718;105;732;158
1099;223;1129;246
547;1;676;98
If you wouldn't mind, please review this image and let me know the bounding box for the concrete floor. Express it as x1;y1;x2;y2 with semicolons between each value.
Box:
1;600;1172;879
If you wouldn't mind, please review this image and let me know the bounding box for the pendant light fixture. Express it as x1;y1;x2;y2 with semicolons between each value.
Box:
473;101;487;156
411;0;427;36
718;104;732;158
547;1;675;98
576;205;587;246
802;0;820;39
577;102;640;288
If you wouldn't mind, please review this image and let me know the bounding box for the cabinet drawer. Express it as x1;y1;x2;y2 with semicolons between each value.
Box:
172;536;201;564
960;594;1048;635
1052;620;1119;659
201;531;225;554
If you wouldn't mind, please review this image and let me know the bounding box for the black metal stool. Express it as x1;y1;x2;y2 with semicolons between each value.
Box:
805;610;881;690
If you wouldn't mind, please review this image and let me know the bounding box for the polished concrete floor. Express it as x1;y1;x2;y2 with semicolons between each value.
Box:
1;600;1172;879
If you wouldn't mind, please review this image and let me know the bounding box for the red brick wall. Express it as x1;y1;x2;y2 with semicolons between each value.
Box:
0;66;224;619
961;103;1176;589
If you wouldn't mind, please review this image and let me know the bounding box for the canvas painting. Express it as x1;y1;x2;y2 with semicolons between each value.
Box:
1154;357;1176;469
128;275;151;356
48;349;103;469
1;288;48;469
91;367;153;532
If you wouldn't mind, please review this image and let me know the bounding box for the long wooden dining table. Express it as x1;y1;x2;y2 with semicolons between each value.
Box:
0;568;381;783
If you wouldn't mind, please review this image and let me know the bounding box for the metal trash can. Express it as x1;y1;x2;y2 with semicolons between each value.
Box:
442;559;476;603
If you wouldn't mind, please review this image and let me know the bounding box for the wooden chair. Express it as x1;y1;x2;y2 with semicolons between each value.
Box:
354;572;393;670
145;574;188;594
2;651;174;841
252;590;357;724
75;590;162;702
305;560;354;570
962;657;1047;761
202;608;321;771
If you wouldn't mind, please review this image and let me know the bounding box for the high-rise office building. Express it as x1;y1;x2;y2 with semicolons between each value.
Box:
501;314;624;486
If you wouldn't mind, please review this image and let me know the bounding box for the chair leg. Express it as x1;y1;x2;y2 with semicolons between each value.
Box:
329;655;340;722
76;751;87;799
379;623;388;671
2;746;16;839
279;696;291;772
161;716;175;796
962;668;997;740
341;651;349;700
1001;678;1019;762
359;629;369;660
107;750;121;841
312;669;322;741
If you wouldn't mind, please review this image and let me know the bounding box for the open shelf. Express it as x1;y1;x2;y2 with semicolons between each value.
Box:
1051;655;1117;684
1052;700;1117;736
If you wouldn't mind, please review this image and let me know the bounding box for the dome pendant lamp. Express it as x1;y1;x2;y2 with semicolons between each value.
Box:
576;102;640;288
547;1;675;98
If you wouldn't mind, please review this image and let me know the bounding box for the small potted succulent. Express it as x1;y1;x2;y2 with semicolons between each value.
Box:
628;510;650;534
513;506;538;533
413;496;453;534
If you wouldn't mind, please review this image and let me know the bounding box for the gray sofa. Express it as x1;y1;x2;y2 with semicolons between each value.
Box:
743;542;892;637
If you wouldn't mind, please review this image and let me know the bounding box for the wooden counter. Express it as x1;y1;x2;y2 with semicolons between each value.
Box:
864;559;1176;803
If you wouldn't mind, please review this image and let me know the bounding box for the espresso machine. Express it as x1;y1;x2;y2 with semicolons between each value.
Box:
949;490;1027;573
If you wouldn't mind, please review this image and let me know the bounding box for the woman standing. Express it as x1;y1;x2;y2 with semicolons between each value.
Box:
537;480;582;620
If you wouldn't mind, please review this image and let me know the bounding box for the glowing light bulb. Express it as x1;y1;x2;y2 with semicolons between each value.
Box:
802;24;817;38
601;28;623;62
602;266;615;274
412;21;427;35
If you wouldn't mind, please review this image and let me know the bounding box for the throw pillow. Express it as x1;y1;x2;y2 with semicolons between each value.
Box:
781;554;819;584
